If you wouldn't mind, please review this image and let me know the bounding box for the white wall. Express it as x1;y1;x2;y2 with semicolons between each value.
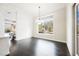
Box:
15;5;33;40
33;7;66;43
16;9;33;40
66;3;75;56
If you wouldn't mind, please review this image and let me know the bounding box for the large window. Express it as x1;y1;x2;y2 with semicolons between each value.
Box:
5;20;16;33
36;15;53;34
5;11;16;34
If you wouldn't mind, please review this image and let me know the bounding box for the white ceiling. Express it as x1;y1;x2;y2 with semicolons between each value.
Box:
0;3;67;17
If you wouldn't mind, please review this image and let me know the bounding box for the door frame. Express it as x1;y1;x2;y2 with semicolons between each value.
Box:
74;3;79;55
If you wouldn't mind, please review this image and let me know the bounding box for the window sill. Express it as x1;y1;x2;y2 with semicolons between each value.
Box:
0;33;10;39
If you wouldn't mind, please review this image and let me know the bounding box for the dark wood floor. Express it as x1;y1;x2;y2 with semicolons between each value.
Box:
7;37;70;56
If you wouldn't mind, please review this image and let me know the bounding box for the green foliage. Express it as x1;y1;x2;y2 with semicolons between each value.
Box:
5;28;11;33
38;20;53;34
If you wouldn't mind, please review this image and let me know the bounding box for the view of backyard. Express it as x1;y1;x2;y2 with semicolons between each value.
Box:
37;16;53;34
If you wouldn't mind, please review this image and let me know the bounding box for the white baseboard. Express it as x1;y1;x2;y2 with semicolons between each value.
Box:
33;36;66;43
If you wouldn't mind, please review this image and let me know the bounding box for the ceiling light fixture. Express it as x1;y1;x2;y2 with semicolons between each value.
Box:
38;6;40;20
